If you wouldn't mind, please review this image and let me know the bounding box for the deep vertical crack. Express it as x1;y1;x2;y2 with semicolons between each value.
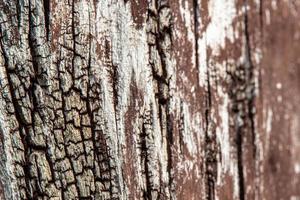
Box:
204;39;216;200
193;0;200;85
235;1;257;199
43;0;50;41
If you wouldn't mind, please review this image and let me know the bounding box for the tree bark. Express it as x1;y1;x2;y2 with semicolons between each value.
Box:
0;0;299;199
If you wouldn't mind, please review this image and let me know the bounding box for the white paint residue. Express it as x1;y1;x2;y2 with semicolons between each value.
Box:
291;196;300;200
277;95;283;103
215;88;239;199
94;1;152;197
216;91;230;175
271;0;278;10
179;0;195;44
295;163;300;174
276;82;282;89
265;107;273;153
182;102;198;155
265;10;271;25
179;0;196;68
198;0;237;87
266;108;273;134
204;0;236;51
254;48;263;65
233;162;240;199
95;1;178;195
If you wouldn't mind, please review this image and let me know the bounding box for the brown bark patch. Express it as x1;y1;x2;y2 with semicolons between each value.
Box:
128;0;147;29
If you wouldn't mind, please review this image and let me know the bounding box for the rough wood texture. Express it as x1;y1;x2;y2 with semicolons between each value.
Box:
0;0;299;199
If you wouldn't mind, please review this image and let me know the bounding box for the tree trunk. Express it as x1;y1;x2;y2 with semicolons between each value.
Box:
0;0;299;199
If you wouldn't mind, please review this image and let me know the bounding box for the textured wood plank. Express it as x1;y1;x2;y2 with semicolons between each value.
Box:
0;0;299;199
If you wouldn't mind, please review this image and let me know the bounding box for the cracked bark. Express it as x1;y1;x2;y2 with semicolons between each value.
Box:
0;0;300;200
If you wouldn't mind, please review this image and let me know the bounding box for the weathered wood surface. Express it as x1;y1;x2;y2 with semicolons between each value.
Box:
0;0;299;199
